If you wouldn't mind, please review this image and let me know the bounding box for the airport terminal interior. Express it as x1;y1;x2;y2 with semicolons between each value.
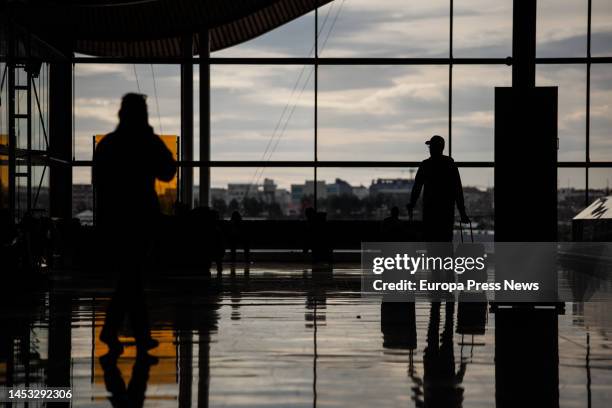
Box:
1;0;612;407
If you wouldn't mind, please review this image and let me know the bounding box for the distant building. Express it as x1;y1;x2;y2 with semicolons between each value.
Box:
352;185;369;199
291;180;326;203
210;187;227;203
262;178;277;203
290;184;304;203
228;183;256;204
275;188;291;215
305;180;327;199
326;178;353;196
369;178;413;196
558;187;586;202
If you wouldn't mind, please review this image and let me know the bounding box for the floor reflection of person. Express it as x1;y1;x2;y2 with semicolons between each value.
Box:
94;93;176;356
423;302;466;408
380;206;404;241
100;353;157;408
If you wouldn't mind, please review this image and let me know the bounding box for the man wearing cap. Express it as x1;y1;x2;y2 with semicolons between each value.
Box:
407;135;469;242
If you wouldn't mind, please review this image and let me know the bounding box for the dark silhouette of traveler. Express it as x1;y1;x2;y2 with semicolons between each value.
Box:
380;206;404;241
94;93;176;356
408;135;469;242
100;353;157;408
229;211;250;264
207;208;225;273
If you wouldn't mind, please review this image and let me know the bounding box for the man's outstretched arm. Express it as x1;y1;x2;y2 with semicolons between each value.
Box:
407;166;423;217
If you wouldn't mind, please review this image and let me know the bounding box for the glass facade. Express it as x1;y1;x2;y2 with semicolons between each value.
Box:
65;1;612;237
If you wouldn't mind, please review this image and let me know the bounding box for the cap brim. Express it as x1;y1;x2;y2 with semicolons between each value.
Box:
425;141;431;145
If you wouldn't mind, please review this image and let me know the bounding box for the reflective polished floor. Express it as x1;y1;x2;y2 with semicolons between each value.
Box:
1;264;612;407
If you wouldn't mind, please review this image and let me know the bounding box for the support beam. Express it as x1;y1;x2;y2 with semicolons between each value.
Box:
495;4;560;405
180;34;194;208
199;31;211;208
495;87;558;241
512;0;537;88
48;60;72;219
496;0;557;241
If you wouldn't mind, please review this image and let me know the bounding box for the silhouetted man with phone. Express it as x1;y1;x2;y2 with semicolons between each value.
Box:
95;93;176;356
407;135;469;242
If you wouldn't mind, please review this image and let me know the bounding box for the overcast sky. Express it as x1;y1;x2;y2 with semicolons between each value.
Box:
71;0;612;190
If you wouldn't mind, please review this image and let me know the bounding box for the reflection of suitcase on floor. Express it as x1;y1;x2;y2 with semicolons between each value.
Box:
457;292;487;335
456;221;487;285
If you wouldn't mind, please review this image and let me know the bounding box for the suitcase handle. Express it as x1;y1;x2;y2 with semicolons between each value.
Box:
459;221;474;243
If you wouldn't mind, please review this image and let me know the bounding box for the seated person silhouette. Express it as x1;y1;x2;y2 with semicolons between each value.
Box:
207;209;225;273
229;211;250;264
380;206;404;241
94;93;176;356
407;135;469;242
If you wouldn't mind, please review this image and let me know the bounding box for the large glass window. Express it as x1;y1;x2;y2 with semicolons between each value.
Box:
66;0;612;233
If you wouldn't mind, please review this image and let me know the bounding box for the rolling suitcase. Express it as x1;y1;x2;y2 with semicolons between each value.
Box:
456;221;488;336
456;221;487;285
